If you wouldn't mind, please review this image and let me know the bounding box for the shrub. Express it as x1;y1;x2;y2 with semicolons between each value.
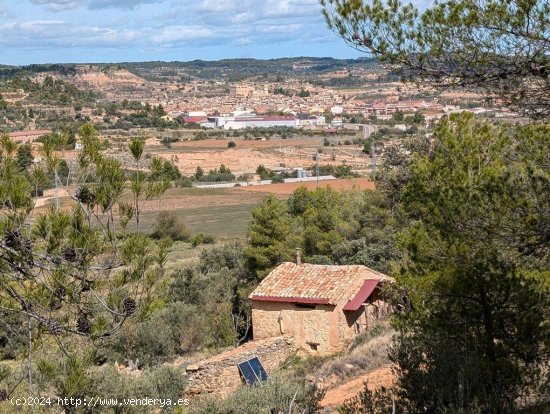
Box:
160;136;178;148
271;175;285;184
348;323;390;352
189;376;324;414
89;364;187;413
175;176;193;187
97;302;207;366
237;173;252;182
150;212;190;241
294;323;394;385
227;141;237;148
199;165;236;182
191;233;215;247
256;164;269;179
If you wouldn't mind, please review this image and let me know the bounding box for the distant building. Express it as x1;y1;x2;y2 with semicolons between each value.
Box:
330;105;344;115
8;130;52;143
297;114;326;127
208;113;297;130
187;111;207;117
183;116;208;124
249;257;394;354
309;106;326;114
230;83;269;98
230;84;253;97
332;117;343;127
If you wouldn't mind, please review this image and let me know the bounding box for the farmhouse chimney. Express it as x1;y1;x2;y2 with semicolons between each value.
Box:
295;248;302;265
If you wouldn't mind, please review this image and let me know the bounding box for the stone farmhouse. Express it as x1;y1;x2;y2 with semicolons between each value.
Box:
249;253;394;354
184;256;394;397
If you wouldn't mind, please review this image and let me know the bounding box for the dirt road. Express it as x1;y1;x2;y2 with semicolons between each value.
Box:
320;365;395;412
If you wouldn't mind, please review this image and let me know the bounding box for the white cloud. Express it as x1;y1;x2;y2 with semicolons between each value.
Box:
29;0;83;11
29;0;163;11
192;0;236;13
152;25;215;44
0;20;138;48
259;24;302;34
9;0;345;60
88;0;162;10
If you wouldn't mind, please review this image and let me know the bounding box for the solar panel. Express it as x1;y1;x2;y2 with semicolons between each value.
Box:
237;357;268;385
238;361;256;384
249;357;268;382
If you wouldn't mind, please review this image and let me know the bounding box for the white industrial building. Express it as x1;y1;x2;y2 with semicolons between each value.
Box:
207;113;297;130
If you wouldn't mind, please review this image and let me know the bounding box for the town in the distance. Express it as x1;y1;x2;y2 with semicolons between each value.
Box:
0;58;518;184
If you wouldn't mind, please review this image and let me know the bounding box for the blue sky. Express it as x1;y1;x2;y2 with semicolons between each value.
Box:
0;0;373;65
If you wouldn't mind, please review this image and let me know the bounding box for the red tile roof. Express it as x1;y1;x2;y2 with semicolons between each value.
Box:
342;279;379;311
249;262;392;306
183;116;208;123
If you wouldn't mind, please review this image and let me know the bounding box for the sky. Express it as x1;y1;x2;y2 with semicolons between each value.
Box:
0;0;374;65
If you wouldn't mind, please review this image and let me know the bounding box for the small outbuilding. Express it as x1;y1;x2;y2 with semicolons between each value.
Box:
249;255;394;354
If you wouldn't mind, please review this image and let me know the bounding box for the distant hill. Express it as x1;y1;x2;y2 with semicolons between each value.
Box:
0;57;379;83
0;64;77;81
122;57;379;82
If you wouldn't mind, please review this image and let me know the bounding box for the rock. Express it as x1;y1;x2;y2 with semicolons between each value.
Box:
344;363;354;370
186;387;202;394
186;364;200;372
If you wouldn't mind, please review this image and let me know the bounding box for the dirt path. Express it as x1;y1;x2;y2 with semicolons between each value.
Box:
320;365;395;411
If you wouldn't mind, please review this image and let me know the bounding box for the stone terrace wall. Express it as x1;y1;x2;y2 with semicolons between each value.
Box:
184;335;298;398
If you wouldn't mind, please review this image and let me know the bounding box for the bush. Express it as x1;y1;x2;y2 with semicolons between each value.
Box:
98;302;207;366
150;158;181;182
191;233;215;247
89;365;187;413
237;173;253;182
189;376;324;414
160;136;178;148
256;164;269;179
175;176;193;188
348;324;390;352
150;212;190;241
271;175;285;184
228;141;237;148
198;164;236;182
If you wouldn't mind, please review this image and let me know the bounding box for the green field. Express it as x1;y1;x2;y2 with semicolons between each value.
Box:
38;186;263;241
136;203;257;240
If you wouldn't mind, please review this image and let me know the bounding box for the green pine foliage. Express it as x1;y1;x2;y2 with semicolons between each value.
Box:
245;186;399;278
322;0;550;117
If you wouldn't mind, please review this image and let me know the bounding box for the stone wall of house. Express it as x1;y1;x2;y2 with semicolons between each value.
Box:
251;299;393;354
251;301;341;354
184;335;298;398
